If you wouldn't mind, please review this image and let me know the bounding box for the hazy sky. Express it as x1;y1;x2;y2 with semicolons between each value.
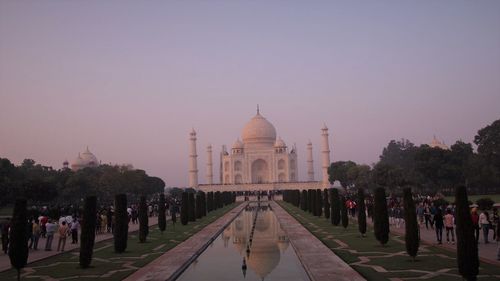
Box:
1;1;499;187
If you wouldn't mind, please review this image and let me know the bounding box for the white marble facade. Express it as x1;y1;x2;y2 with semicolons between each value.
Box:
189;108;332;190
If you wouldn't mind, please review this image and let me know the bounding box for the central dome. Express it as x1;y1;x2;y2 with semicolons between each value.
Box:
241;111;277;146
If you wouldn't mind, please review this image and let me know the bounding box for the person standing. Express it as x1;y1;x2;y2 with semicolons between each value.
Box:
444;209;455;244
57;221;69;252
479;211;491;244
492;208;498;241
70;218;79;244
45;219;56;251
471;208;480;243
30;219;41;250
424;205;433;229
434;208;444;244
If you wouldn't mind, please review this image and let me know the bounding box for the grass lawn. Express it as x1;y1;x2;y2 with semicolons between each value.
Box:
278;202;500;281
0;203;240;281
444;194;500;204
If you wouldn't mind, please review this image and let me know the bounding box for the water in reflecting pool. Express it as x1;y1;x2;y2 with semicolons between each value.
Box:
177;203;310;281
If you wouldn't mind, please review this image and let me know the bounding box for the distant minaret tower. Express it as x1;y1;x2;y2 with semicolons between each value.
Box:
206;144;213;185
321;124;331;187
220;145;226;184
306;141;314;181
189;129;199;188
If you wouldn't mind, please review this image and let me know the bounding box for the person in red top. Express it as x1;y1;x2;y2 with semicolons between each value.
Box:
471;208;480;243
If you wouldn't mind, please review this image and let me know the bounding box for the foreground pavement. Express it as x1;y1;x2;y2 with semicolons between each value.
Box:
270;201;366;281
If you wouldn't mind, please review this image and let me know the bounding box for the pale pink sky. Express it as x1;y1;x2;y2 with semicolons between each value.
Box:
1;1;499;187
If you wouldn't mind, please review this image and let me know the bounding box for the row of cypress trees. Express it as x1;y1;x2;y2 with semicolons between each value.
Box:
283;185;479;281
180;191;236;226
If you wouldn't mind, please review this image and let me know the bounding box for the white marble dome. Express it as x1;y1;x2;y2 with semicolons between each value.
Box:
232;139;244;149
274;137;286;148
241;111;277;146
70;147;99;171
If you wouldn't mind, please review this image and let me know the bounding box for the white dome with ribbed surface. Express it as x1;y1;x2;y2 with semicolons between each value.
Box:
241;111;276;147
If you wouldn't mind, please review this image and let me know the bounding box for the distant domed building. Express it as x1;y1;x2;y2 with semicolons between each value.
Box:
69;147;99;171
429;136;449;150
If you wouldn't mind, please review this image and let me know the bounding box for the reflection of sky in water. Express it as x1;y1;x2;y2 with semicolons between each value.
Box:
178;204;309;281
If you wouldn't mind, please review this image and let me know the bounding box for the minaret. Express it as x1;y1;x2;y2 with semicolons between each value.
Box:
206;144;213;185
307;141;314;181
321;124;331;187
189;129;198;188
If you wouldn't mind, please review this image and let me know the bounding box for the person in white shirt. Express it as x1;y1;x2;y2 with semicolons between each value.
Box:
479;211;491;244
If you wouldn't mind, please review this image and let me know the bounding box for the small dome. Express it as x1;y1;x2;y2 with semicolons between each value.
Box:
241;111;277;147
232;139;244;149
274;137;286;148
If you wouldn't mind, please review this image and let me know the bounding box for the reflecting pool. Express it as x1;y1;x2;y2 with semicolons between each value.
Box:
177;203;310;281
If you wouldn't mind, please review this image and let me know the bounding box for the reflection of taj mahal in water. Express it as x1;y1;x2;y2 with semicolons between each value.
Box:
189;107;332;192
222;205;289;279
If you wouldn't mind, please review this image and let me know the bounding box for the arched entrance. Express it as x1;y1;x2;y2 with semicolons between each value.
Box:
251;159;269;183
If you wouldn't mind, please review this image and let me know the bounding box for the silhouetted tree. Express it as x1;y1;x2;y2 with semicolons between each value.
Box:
301;190;307;211
188;192;196;222
158;193;166;233
316;189;323;217
403;188;419;260
79;196;97;268
138;196;148;243
181;192;188;225
330;188;341;226
374;187;390;246
341;197;349;229
114;194;128;253
8;198;28;281
357;188;367;237
323;189;330;219
455;185;479;281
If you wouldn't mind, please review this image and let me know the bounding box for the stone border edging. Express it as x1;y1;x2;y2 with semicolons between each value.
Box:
271;202;366;281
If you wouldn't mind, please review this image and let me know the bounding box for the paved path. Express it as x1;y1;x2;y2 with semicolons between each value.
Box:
383;217;500;265
124;203;247;281
271;202;365;281
0;216;158;272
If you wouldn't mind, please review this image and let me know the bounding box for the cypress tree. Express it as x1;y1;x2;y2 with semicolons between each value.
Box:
403;188;419;260
195;192;203;219
171;205;177;227
207;192;213;212
341;197;349;229
158;193;166;233
323;189;330;219
188;192;196;222
138;196;149;243
181;192;188;225
310;189;316;215
357;188;367;237
374;187;390;246
455;185;479;281
300;190;307;211
8;198;28;281
201;191;207;217
316;189;323;217
79;196;97;268
331;188;341;226
114;194;128;253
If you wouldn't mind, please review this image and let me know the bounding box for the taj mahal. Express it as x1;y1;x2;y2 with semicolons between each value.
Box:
189;107;332;192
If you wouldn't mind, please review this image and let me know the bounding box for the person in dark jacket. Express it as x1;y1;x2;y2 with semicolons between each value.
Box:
434;208;444;244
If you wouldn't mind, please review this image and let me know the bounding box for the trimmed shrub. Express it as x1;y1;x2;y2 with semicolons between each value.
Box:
403;188;419;260
324;189;330;219
196;192;203;219
455;185;479;281
114;194;128;253
158;193;166;233
188;192;196;222
8;198;28;281
308;189;313;213
330;188;341;226
374;187;390;246
341;197;349;229
79;196;97;268
138;196;149;243
300;190;307;211
181;192;188;225
316;189;323;217
207;192;213;212
357;188;367;236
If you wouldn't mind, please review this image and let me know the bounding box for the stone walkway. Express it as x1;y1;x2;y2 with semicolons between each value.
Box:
0;216;158;273
124;203;247;281
270;202;365;281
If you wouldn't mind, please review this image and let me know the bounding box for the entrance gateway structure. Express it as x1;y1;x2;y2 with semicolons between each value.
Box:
189;107;332;192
